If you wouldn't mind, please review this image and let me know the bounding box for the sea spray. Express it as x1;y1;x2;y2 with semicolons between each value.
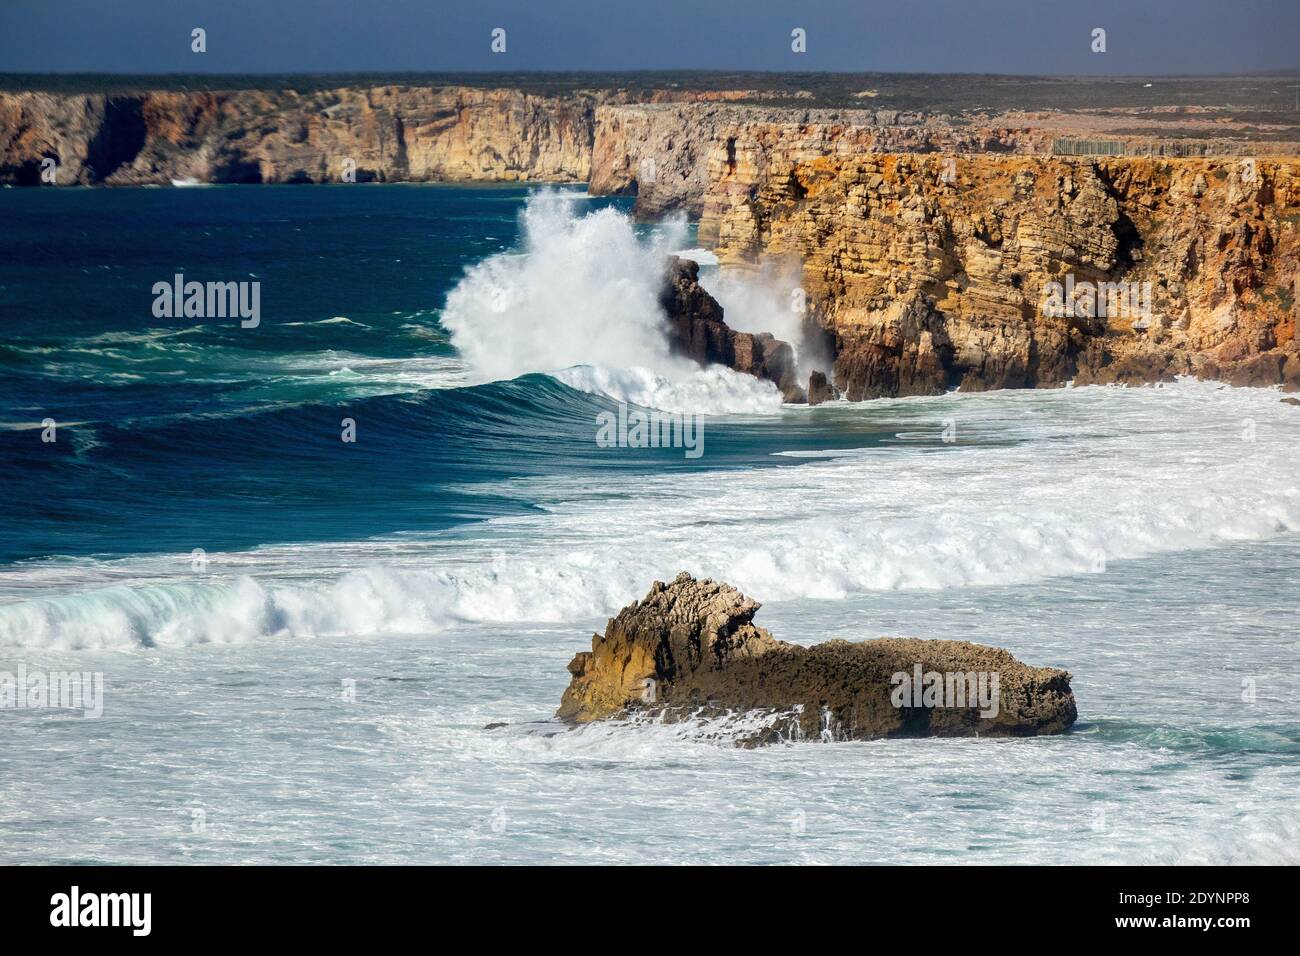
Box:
442;191;688;383
440;191;783;415
698;259;833;381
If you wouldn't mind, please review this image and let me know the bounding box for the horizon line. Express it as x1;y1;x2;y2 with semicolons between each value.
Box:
4;68;1300;81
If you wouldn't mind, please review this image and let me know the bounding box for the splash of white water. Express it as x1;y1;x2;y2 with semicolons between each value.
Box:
698;260;832;380
441;191;781;414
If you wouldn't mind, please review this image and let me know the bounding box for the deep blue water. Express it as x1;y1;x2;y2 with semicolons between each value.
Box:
0;184;905;564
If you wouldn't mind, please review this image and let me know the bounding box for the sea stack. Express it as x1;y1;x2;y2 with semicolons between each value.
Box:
558;573;1077;744
660;256;808;403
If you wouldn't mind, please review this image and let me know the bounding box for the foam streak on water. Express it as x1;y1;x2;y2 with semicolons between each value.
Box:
2;380;1296;650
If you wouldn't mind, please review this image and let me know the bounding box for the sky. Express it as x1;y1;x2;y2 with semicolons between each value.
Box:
0;0;1297;76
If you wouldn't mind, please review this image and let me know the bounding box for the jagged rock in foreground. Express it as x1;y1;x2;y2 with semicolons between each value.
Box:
660;256;810;403
557;573;1077;744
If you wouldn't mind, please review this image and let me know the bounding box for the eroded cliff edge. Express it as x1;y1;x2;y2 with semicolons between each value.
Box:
558;573;1077;745
702;153;1300;397
0;87;601;185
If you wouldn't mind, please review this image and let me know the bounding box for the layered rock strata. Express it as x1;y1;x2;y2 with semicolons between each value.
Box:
588;104;1019;217
558;573;1078;744
0;87;600;185
702;153;1300;398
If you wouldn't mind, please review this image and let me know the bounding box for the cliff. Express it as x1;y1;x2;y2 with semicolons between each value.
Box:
587;104;1029;217
701;151;1300;397
4;85;966;198
558;573;1078;744
0;86;599;185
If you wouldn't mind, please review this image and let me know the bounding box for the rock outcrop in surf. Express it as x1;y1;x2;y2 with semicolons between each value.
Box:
660;256;815;403
557;573;1078;744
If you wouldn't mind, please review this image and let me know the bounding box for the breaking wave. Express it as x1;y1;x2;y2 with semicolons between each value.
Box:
3;380;1298;650
441;191;782;415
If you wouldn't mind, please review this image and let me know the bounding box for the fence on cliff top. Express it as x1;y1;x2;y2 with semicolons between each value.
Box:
1051;138;1219;158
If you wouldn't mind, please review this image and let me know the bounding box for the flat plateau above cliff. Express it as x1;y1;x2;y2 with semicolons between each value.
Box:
4;70;1299;118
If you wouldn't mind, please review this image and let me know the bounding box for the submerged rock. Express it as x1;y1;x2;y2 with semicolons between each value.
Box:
558;573;1077;744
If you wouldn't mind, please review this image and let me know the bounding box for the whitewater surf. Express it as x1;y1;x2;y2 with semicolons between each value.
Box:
2;185;1297;866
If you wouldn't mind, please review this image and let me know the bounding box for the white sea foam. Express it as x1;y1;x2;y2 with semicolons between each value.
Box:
2;380;1297;650
672;247;719;266
281;316;367;327
552;364;782;415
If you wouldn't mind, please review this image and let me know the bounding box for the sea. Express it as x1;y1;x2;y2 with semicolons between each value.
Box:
1;183;1297;864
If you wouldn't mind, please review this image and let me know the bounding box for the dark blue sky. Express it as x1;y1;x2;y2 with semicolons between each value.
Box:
1;0;1296;75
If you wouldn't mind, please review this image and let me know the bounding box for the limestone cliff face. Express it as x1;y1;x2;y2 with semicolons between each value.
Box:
589;104;718;217
588;104;1042;218
0;86;597;185
702;151;1300;397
